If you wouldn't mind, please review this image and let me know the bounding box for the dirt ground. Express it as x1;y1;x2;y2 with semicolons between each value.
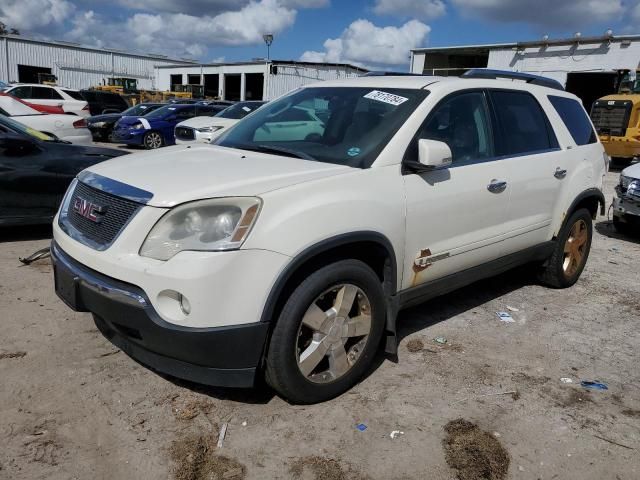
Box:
1;167;639;480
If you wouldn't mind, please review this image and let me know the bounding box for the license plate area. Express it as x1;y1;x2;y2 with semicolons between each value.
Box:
54;262;84;311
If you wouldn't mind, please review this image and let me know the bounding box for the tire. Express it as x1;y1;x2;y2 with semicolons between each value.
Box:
143;131;163;149
538;208;593;288
265;259;386;404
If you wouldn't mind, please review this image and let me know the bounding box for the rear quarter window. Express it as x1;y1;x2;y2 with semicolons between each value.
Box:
548;96;597;146
62;89;85;101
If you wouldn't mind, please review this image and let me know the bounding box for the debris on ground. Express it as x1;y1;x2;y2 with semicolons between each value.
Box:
622;409;640;419
581;381;608;391
505;306;519;312
0;351;27;360
406;339;424;352
170;434;245;480
356;423;367;432
434;336;447;344
451;390;519;406
443;419;510;480
496;312;515;323
217;423;228;449
19;247;51;265
171;396;214;421
289;456;368;480
560;378;574;384
389;430;404;439
592;434;634;450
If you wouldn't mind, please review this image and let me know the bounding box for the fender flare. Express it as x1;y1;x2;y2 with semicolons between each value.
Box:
565;188;606;219
260;231;398;344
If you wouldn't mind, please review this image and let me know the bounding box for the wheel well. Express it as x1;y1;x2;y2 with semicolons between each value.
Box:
265;240;394;326
571;194;602;220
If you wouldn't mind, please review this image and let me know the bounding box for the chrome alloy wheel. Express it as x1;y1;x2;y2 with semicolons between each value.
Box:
563;219;588;277
296;284;372;384
145;132;163;149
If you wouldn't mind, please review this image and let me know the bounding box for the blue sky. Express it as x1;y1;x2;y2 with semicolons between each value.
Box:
1;0;637;69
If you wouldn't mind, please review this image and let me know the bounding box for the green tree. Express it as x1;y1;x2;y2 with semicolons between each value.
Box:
0;22;20;35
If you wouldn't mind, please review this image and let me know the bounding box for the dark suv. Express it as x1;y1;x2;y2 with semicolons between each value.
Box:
80;90;129;116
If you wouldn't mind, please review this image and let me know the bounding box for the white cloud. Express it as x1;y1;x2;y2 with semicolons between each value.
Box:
373;0;446;20
113;0;327;15
450;0;624;29
301;19;429;66
0;0;74;30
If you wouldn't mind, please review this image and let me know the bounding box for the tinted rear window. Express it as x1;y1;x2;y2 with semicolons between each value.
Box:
63;89;85;101
489;90;558;156
548;95;597;146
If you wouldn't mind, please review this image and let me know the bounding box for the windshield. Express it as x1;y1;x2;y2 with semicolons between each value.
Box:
123;104;160;116
619;72;640;94
215;87;428;168
0;114;53;141
215;102;264;119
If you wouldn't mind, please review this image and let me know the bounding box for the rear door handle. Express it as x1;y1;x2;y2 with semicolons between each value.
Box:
554;168;568;179
487;179;507;193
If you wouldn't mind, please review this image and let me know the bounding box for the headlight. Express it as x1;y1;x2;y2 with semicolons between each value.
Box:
140;197;262;261
620;175;633;189
196;125;224;133
91;121;107;127
628;179;640;197
132;123;144;130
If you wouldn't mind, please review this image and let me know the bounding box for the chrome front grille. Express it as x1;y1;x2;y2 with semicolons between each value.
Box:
175;126;195;140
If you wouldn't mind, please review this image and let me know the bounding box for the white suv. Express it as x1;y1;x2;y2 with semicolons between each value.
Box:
52;71;607;404
4;84;90;117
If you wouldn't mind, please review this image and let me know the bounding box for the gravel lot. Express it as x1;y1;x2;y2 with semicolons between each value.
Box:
0;167;638;480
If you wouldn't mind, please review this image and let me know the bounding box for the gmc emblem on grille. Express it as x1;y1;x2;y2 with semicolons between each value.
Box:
73;197;107;223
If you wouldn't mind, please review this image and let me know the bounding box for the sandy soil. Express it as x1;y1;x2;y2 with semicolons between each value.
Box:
0;168;639;480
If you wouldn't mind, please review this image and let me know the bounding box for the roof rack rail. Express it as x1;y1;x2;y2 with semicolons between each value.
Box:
362;71;426;77
461;69;564;91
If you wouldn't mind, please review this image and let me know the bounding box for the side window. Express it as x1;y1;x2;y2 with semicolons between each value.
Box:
31;86;61;100
10;86;31;99
489;90;558;156
62;89;85;101
548;95;597;146
410;91;494;164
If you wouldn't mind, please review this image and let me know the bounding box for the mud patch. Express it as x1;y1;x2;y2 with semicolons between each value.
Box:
24;438;61;466
557;389;594;408
171;396;215;421
406;339;424;353
290;456;368;480
511;372;550;387
0;351;27;360
621;409;640;419
443;419;509;480
170;434;245;480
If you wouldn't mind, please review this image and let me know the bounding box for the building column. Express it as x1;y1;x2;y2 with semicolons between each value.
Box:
240;73;246;101
219;74;224;100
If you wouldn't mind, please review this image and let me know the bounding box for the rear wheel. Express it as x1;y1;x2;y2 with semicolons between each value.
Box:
143;131;163;149
265;260;386;404
538;208;593;288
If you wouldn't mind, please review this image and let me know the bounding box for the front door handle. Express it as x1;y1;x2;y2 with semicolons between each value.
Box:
487;179;507;193
554;167;568;179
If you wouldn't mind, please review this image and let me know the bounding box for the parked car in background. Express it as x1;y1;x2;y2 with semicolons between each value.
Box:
87;103;165;142
22;102;65;114
51;72;607;403
0;94;92;144
3;84;90;117
612;161;640;233
79;90;130;116
0;114;127;226
175;100;266;144
112;103;221;149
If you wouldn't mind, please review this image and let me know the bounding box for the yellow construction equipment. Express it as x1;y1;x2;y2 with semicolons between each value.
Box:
592;70;640;165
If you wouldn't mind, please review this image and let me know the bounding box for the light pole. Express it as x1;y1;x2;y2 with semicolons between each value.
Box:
263;34;274;60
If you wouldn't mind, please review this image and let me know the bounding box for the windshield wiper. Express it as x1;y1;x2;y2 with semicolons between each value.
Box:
238;144;316;161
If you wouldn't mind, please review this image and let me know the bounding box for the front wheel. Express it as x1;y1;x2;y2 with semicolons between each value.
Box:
538;208;593;288
143;131;163;149
265;260;386;404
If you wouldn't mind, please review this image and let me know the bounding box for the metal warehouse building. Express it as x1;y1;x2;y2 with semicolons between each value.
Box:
155;60;367;102
0;34;196;90
410;33;640;108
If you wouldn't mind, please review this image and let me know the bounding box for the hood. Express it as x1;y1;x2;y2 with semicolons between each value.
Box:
88;113;122;123
622;161;640;179
116;116;145;126
177;116;237;129
84;144;353;207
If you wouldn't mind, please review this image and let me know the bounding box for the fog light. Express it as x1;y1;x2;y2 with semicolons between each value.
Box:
179;294;191;315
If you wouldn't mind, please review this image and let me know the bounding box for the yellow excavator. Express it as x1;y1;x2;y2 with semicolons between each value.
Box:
92;78;203;105
591;70;640;166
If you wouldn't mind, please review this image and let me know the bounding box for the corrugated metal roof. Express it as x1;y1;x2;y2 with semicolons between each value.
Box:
0;34;197;64
156;59;368;72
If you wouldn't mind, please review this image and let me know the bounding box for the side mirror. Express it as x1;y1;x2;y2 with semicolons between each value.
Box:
418;139;452;169
102;108;120;114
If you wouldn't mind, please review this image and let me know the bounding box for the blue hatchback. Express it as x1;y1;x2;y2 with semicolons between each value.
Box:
112;103;220;149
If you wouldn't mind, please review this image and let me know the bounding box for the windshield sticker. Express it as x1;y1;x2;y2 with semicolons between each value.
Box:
26;127;51;141
364;90;408;106
347;147;361;157
242;106;251;112
168;107;176;110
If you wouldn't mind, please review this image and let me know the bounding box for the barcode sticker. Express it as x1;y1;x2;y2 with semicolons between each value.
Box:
364;90;408;106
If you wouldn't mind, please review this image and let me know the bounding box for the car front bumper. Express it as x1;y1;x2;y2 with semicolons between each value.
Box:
112;128;145;145
51;241;270;387
613;185;640;221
